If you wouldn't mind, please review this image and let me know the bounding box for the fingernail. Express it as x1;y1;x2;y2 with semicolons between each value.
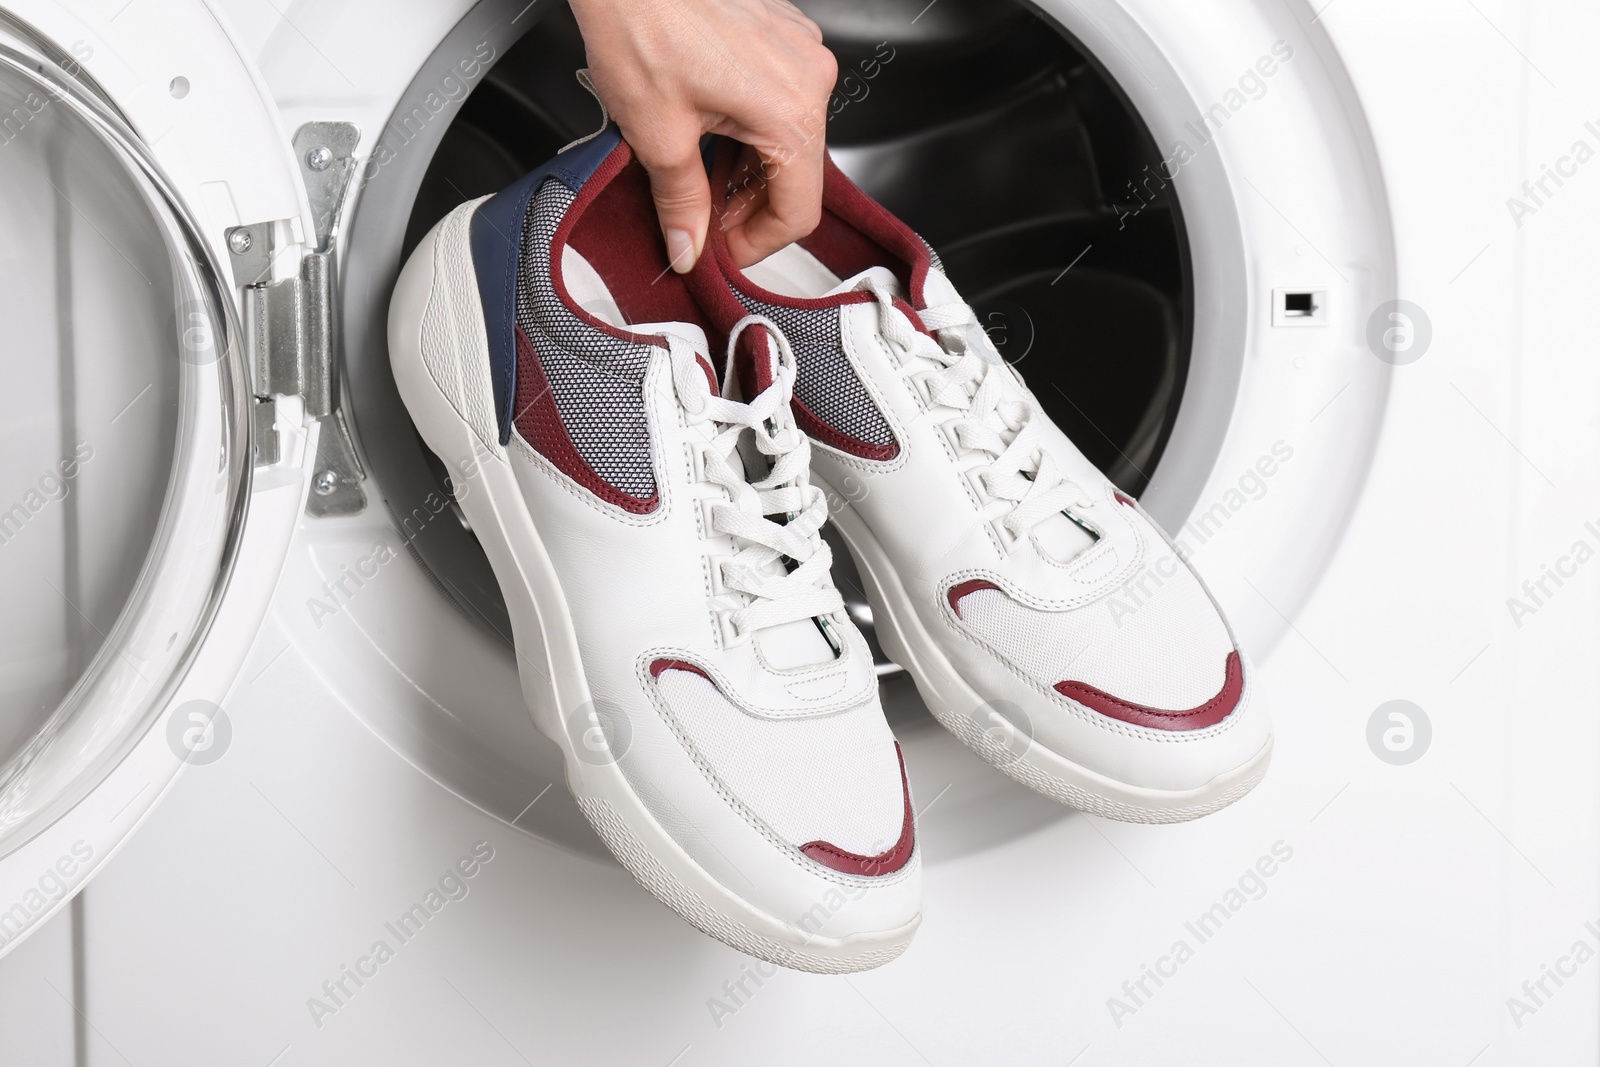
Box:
666;228;696;273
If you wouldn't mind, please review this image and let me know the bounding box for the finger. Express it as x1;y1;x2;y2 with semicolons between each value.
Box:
769;1;825;43
715;141;769;230
633;133;713;273
722;131;826;268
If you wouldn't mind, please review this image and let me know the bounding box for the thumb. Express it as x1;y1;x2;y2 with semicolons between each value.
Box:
638;143;711;274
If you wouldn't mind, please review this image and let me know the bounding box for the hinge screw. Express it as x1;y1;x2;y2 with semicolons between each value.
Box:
227;229;253;255
313;469;339;495
306;145;334;172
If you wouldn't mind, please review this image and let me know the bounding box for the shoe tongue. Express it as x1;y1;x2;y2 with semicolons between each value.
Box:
637;321;836;669
824;265;1079;567
823;265;904;300
1032;512;1098;565
918;265;962;309
834;260;1005;369
756;618;835;670
824;268;1082;561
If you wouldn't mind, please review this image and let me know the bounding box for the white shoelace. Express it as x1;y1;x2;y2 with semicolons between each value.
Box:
862;279;1091;540
666;317;842;640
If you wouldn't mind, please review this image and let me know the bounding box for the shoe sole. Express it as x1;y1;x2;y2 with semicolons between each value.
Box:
819;478;1272;824
388;203;918;972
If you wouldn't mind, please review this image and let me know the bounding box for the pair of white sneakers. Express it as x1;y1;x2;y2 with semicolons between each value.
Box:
387;129;1271;973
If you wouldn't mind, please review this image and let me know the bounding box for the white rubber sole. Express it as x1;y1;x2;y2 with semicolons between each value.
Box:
820;478;1272;824
388;206;917;972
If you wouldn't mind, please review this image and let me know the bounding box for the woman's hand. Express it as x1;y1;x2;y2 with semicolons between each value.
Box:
569;0;837;271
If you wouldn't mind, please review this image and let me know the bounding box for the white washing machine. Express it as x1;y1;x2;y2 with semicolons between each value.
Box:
0;0;1594;1063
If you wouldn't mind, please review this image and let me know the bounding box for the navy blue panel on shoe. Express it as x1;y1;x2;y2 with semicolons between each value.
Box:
548;127;623;193
470;126;624;443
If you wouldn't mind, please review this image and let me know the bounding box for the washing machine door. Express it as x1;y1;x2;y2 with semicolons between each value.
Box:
0;5;314;956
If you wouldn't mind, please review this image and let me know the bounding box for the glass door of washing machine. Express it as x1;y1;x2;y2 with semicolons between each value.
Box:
0;15;261;956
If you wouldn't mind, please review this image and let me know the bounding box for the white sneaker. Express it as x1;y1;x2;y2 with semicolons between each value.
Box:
387;129;919;971
696;142;1272;822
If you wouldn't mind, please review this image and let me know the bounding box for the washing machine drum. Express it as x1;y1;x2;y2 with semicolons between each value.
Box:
353;0;1191;642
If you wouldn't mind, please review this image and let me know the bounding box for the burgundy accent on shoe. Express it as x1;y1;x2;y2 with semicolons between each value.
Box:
513;327;659;514
807;154;937;305
693;141;910;462
1113;490;1137;508
946;579;1000;619
800;744;915;876
1055;651;1245;732
648;658;711;681
891;295;932;337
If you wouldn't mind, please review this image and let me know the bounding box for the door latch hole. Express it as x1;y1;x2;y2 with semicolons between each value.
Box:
1272;287;1328;327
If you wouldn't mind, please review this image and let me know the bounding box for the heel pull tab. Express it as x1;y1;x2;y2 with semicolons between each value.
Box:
560;68;611;153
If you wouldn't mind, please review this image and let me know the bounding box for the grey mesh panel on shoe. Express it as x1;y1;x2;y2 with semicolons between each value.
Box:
734;294;896;450
516;178;658;502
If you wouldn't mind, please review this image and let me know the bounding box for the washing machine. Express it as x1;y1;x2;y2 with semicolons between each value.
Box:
0;0;1595;1062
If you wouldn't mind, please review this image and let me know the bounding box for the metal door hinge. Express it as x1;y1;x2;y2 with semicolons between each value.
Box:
240;250;336;415
227;122;368;517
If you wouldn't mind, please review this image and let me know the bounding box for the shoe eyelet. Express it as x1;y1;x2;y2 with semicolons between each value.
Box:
938;419;966;458
902;370;932;411
990;517;1023;554
715;608;749;649
696;495;722;539
961;464;991;506
706;553;734;597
